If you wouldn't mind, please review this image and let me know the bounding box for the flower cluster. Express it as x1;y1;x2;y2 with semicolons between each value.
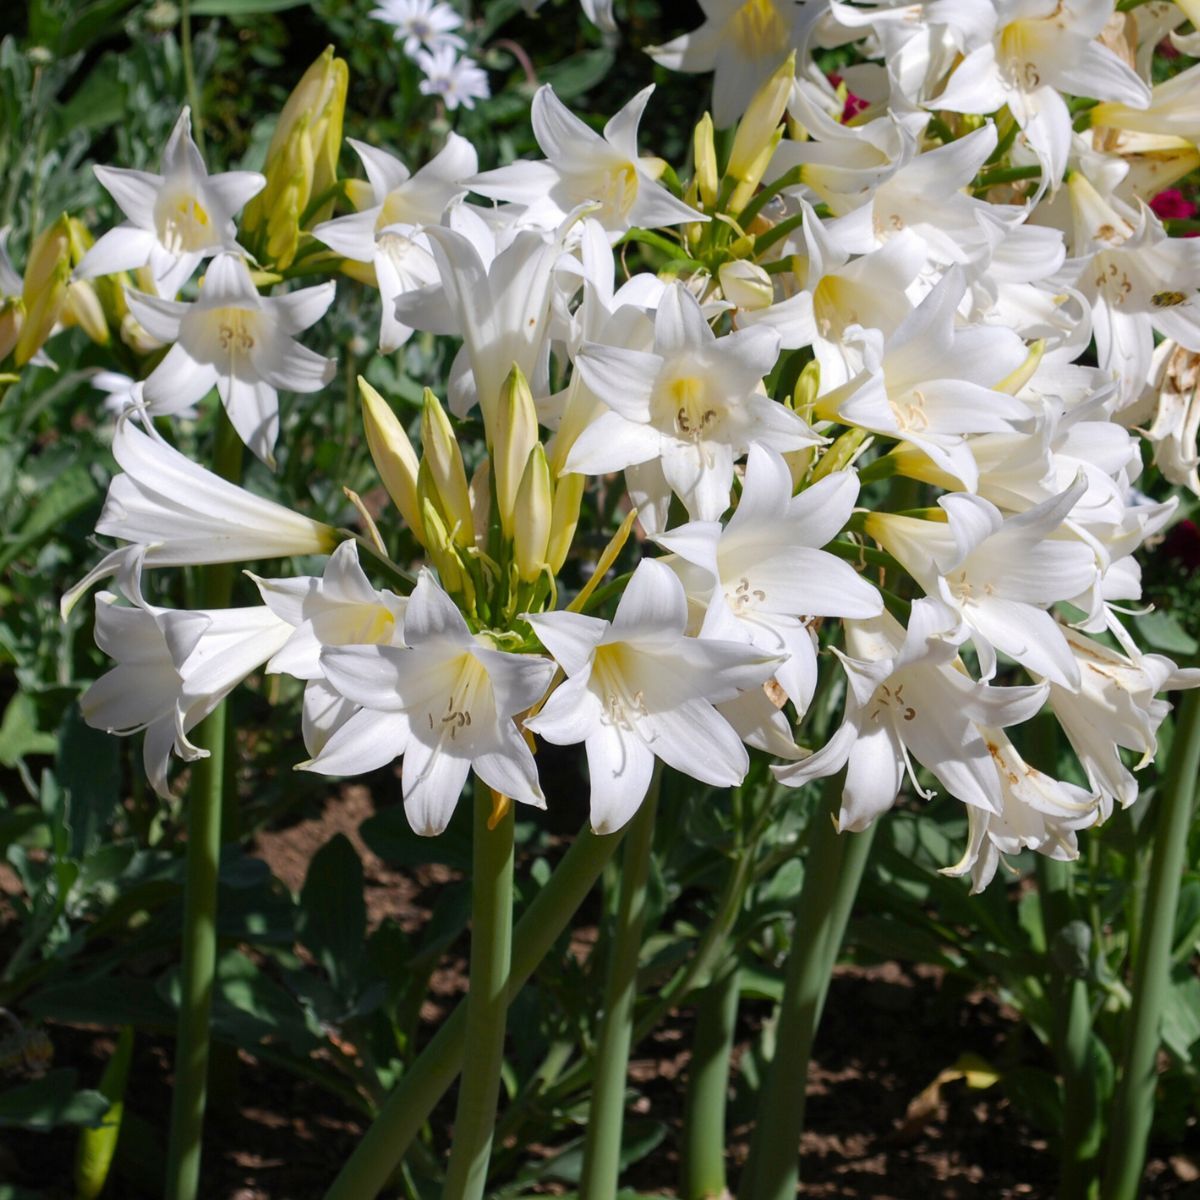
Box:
57;1;1200;891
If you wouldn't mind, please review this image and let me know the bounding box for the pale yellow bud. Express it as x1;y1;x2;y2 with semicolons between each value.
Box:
16;215;71;365
546;470;584;576
360;376;424;543
243;46;348;268
728;51;795;210
420;388;474;547
420;496;472;607
693;113;719;209
790;358;820;414
62;280;110;345
0;298;24;362
493;364;539;539
513;445;552;584
718;260;774;310
469;459;491;548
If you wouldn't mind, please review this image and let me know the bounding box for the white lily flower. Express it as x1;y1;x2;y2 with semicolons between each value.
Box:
866;481;1098;688
63;417;337;617
128;252;336;466
76;108;264;298
656;444;882;712
81;574;292;798
647;0;814;128
313;135;477;352
567;282;818;529
942;728;1099;892
468;85;701;236
1136;340;1200;495
305;571;556;836
934;0;1150;188
774;599;1049;833
818;269;1032;489
525;559;781;834
1049;623;1200;813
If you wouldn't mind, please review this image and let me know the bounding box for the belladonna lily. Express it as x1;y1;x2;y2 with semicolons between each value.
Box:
75;108;265;298
942;727;1100;893
656;444;882;714
865;480;1098;689
568;282;820;531
524;559;782;835
467;85;701;237
62;417;337;617
81;562;293;797
312;134;477;352
303;571;556;837
1048;623;1200;814
128;251;336;465
773;600;1050;834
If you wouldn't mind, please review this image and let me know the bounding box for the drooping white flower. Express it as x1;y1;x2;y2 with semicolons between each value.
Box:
942;728;1099;892
567;282;818;530
1133;340;1200;495
866;481;1098;688
656;444;882;712
468;85;701;236
312;135;477;352
774;599;1050;834
81;568;292;797
369;0;466;56
75;108;265;298
525;559;781;834
128;252;336;465
305;570;556;836
63;417;338;616
415;47;491;111
647;0;815;128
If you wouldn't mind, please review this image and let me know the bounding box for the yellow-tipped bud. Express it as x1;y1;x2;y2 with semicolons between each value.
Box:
16;215;71;366
0;297;22;362
546;470;584;576
513;445;552;584
493;364;539;539
420;388;474;548
790;358;820;414
62;280;109;345
360;376;424;543
469;459;491;548
420;496;472;607
693;112;719;209
728;51;795;210
718;260;774;310
242;46;348;269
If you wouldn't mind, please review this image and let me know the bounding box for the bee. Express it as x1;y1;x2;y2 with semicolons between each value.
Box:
1151;291;1188;308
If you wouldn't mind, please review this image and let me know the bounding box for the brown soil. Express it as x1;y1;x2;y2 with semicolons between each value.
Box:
2;786;1197;1199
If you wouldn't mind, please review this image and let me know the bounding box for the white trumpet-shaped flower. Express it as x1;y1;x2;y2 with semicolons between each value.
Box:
76;108;265;298
656;445;882;712
304;570;556;836
568;282;818;530
525;559;781;834
128;252;336;466
468;85;701;236
774;600;1049;833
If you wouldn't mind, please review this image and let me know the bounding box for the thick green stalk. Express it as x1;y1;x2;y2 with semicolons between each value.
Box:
165;412;243;1200
442;784;515;1199
1037;855;1099;1200
323;823;623;1200
682;956;741;1200
742;781;869;1200
579;775;661;1200
1102;691;1200;1200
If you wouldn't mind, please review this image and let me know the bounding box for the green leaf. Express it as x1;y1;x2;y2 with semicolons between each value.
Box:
1162;973;1200;1062
55;704;121;861
188;0;310;11
538;49;615;101
0;1070;110;1131
361;803;472;870
299;834;366;994
0;463;99;572
0;694;57;769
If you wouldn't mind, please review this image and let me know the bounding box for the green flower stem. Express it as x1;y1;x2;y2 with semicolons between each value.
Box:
323;822;624;1200
1037;855;1099;1200
682;956;741;1200
1102;691;1200;1200
165;410;243;1200
579;773;661;1200
442;784;516;1200
742;779;871;1200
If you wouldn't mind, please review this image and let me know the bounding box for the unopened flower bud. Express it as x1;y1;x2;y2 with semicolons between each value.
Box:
420;388;474;548
718;260;774;310
693;113;719;210
360;376;424;543
546;470;584;576
513;445;552;584
493;364;539;539
728;52;795;211
16;215;71;365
